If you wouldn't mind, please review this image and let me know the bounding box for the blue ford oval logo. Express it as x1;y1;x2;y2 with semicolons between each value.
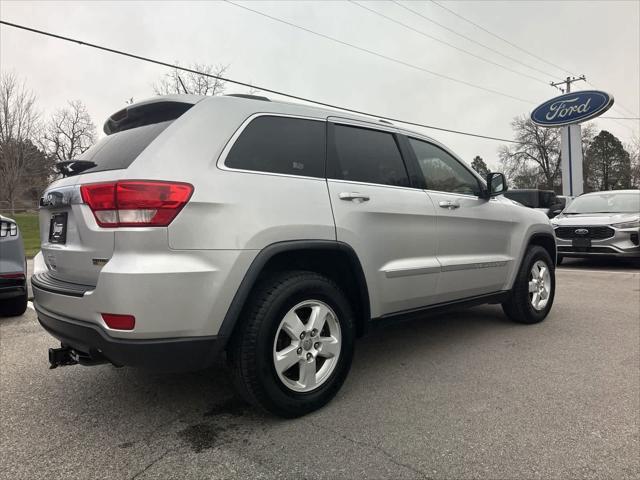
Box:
574;228;589;235
531;90;614;127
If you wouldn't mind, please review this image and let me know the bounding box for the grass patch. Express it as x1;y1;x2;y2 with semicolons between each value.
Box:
1;212;40;258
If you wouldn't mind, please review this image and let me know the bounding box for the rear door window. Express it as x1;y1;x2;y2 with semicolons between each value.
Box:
329;124;409;187
225;116;326;178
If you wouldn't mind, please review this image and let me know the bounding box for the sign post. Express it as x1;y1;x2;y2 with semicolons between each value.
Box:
531;90;614;196
560;124;583;196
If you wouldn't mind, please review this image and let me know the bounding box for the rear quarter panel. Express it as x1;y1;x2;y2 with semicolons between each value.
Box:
135;98;337;250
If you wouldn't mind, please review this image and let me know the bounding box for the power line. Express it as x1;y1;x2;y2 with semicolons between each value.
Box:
429;0;639;119
350;1;548;85
223;0;534;104
392;0;557;79
586;80;638;118
430;0;573;77
0;19;524;144
600;116;640;120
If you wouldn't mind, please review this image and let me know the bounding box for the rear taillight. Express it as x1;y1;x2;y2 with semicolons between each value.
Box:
80;181;193;227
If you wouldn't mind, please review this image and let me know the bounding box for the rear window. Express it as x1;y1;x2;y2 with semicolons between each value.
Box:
329;124;409;187
225;116;326;178
75;121;172;175
539;191;557;208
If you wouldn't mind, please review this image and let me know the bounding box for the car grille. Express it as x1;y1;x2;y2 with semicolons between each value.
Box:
555;226;615;240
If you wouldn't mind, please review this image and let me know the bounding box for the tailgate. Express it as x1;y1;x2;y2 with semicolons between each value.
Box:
39;177;114;286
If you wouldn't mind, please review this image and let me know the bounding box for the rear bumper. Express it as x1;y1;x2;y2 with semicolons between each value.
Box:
36;306;223;371
31;249;256;339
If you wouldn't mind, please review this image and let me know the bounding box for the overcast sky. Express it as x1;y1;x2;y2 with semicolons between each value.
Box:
1;0;638;169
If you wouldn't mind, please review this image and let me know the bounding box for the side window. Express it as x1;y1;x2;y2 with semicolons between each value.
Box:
330;124;409;187
409;138;480;196
225;116;325;178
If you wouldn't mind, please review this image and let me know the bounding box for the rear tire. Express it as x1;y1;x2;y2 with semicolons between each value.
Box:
228;270;355;418
0;290;28;317
502;246;555;324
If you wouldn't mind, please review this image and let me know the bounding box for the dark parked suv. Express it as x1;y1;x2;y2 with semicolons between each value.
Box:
504;189;566;218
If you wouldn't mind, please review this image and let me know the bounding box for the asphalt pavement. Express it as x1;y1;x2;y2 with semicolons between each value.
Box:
1;259;638;479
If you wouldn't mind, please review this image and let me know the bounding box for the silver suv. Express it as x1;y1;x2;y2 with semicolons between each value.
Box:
33;95;557;417
551;190;640;263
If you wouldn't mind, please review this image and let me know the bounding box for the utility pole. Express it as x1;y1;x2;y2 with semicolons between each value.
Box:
550;75;586;94
550;75;586;197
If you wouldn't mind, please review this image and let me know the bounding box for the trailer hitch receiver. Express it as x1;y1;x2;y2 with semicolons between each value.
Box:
48;346;78;369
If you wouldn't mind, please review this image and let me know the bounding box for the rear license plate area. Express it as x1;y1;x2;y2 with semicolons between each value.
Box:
572;237;591;249
49;212;68;244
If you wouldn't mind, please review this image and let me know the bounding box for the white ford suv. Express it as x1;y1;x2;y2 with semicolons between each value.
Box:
33;95;556;417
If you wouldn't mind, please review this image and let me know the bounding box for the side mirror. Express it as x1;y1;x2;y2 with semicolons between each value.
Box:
484;172;508;197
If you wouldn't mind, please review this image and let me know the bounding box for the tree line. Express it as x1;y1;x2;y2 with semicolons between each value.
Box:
472;116;639;193
0;64;231;213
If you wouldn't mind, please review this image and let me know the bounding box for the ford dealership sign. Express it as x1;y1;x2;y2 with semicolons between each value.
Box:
531;90;614;127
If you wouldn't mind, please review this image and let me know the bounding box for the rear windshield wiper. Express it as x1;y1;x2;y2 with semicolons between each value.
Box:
55;160;97;177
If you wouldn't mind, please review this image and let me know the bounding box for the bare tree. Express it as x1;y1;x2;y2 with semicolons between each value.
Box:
499;116;596;191
0;73;41;213
154;63;229;96
627;134;640;189
498;116;561;190
44;100;96;163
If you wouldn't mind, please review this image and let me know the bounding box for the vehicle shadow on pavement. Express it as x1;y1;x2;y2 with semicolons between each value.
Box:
559;257;640;271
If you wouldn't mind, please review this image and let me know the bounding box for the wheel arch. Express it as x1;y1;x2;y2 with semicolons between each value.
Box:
527;232;557;267
218;240;371;349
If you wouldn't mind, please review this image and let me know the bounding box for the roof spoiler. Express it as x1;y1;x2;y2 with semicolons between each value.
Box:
103;100;195;135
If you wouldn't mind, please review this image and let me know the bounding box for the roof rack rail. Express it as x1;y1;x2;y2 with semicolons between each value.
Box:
378;119;393;125
226;94;271;102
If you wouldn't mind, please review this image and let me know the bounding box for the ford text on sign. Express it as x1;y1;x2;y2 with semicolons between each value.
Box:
531;90;614;127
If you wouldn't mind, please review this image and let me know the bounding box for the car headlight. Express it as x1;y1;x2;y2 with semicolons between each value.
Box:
612;218;640;229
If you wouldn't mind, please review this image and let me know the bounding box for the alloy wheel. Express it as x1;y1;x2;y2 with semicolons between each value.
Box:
272;300;341;392
529;260;552;311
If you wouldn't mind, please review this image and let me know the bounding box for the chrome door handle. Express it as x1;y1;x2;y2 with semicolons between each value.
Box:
439;200;460;209
339;192;370;202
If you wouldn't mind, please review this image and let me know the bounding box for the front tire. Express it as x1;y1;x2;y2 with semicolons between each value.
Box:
502;246;555;324
0;290;28;317
556;255;564;266
228;270;355;418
